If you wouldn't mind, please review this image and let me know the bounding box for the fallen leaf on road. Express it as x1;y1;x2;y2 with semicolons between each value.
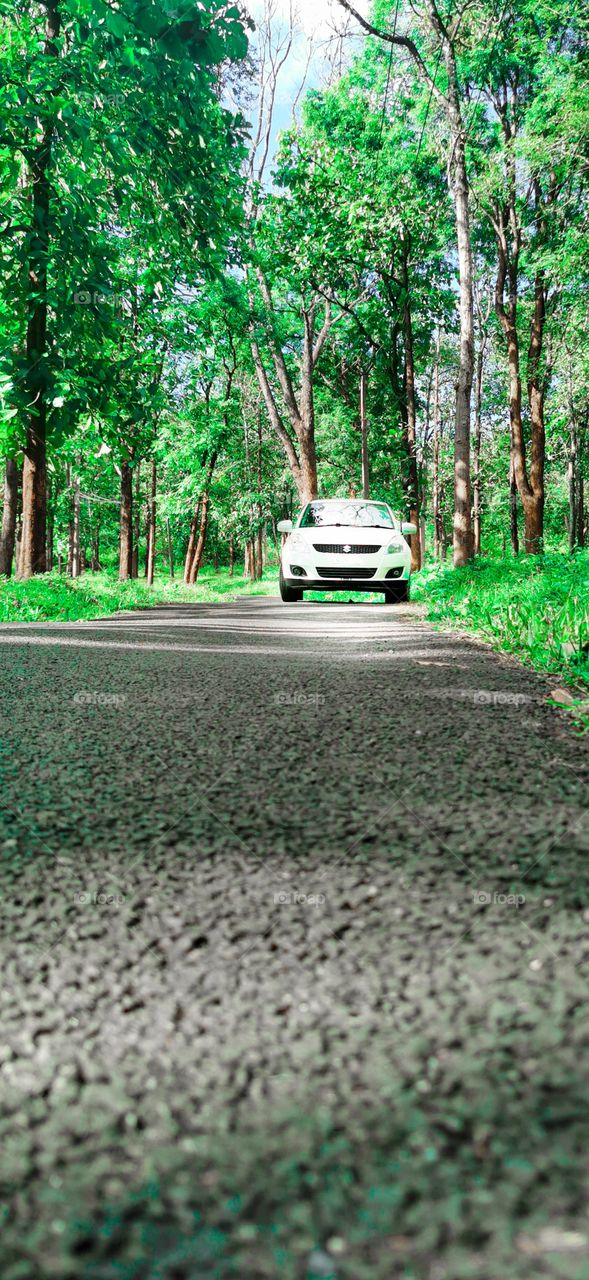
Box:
549;687;575;706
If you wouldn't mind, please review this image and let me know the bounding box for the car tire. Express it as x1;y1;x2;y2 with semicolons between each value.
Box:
384;581;410;604
279;569;303;602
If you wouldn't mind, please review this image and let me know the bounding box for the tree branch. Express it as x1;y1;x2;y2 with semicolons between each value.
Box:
335;0;447;103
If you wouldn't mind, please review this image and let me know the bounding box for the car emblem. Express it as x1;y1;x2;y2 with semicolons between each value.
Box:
343;544;351;553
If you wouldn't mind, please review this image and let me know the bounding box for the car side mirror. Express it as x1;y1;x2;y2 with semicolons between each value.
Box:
402;522;417;536
277;519;293;533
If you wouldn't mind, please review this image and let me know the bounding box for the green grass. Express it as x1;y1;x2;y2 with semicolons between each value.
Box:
413;552;589;706
0;567;279;623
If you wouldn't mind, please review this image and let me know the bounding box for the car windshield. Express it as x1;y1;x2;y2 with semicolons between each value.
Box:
299;501;395;529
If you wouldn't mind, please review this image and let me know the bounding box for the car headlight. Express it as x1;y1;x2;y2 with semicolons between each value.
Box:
288;531;305;549
385;535;405;552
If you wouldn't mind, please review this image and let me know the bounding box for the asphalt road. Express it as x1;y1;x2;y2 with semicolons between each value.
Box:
1;597;588;1280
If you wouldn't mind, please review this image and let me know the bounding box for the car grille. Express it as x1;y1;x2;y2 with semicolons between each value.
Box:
316;566;376;579
313;543;381;555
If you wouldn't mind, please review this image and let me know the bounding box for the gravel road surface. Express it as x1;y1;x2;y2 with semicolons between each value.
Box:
0;597;588;1280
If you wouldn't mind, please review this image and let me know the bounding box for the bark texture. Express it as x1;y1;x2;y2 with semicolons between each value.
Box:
401;245;422;571
119;461;133;581
146;461;156;586
0;459;19;578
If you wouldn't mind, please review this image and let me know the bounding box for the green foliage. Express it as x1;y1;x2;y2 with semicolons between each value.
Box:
0;568;277;623
0;0;249;453
414;555;589;697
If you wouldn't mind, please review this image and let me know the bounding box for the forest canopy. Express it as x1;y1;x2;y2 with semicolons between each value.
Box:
0;0;588;581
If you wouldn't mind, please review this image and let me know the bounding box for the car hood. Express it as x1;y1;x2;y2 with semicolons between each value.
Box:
292;526;391;545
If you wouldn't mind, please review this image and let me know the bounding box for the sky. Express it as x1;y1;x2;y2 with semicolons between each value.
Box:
244;0;372;170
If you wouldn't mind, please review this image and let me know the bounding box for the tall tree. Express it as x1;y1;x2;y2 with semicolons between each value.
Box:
337;0;477;565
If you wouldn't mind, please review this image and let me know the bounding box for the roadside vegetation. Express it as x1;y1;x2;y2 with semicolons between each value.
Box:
0;568;277;624
413;553;589;703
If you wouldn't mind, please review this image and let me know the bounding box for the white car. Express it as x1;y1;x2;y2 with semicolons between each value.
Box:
277;499;417;603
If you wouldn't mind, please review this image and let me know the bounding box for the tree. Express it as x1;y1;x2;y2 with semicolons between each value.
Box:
0;0;249;576
337;0;478;565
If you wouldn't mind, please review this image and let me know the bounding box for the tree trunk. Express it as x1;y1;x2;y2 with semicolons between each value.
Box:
256;417;264;578
360;368;369;498
19;0;61;578
71;477;81;578
401;244;421;571
298;426;318;504
0;459;19;577
336;0;474;565
183;501;201;583
146;459;156;586
493;117;547;555
91;518;101;571
256;524;263;579
427;21;474;568
188;493;209;584
450;129;474;566
132;460;141;578
524;268;546;554
473;343;484;556
509;451;519;557
119;460;133;581
432;350;442;560
254;524;261;578
245;539;257;580
439;488;447;560
46;488;53;572
229;533;234;577
578;472;585;549
250;284;329;503
568;418;577;551
166;517;174;578
299;307;320;502
185;450;217;582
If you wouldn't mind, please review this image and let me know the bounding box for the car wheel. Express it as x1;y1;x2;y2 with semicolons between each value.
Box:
279;569;303;602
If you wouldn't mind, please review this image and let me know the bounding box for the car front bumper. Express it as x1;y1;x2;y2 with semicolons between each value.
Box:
282;576;408;592
281;546;411;591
